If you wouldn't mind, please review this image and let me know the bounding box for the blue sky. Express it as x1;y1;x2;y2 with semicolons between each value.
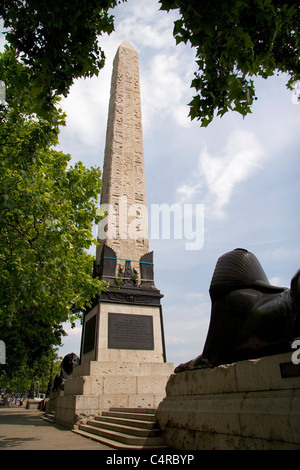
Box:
39;0;299;366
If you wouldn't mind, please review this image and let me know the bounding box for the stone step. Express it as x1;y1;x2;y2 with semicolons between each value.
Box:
78;423;165;447
102;410;156;422
41;411;55;423
73;428;165;450
87;418;161;437
74;407;168;450
94;414;157;430
109;407;157;414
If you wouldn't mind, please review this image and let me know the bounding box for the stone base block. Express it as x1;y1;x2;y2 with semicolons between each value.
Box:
45;391;60;414
55;361;174;428
72;361;173;379
156;352;300;450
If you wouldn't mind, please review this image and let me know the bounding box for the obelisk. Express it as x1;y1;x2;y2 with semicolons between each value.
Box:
54;43;173;430
96;41;149;278
87;40;165;362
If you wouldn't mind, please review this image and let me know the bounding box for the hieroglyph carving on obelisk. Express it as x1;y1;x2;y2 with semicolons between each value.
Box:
97;42;149;271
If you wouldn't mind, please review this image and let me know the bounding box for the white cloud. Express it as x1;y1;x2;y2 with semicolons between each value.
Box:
166;336;185;345
263;246;300;263
61;75;109;146
269;276;282;286
184;292;206;302
108;0;196;131
176;184;199;202
115;0;179;50
57;1;195;161
177;129;265;219
164;314;210;366
141;50;194;131
59;321;82;357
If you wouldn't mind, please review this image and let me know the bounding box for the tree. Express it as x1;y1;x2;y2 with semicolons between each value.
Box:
0;0;122;121
159;0;299;126
1;1;298;126
0;348;62;394
0;3;114;376
0;50;106;375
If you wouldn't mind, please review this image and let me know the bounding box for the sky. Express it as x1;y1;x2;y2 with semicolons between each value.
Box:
5;0;299;367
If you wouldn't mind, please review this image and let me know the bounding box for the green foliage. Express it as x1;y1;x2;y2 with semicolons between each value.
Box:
0;348;63;393
2;0;298;127
0;50;106;375
159;0;300;125
0;46;66;127
0;0;123;121
0;3;117;378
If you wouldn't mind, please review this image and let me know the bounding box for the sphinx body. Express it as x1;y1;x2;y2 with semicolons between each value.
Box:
175;249;300;373
53;352;80;390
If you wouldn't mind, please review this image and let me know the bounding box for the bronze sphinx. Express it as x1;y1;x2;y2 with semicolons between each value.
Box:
175;248;300;372
53;352;80;390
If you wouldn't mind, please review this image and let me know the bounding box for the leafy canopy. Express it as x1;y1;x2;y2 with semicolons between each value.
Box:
0;49;106;375
0;348;63;394
159;0;300;126
1;0;298;126
0;0;122;120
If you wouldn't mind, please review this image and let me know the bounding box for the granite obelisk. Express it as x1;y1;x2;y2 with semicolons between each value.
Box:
97;41;149;270
54;42;173;430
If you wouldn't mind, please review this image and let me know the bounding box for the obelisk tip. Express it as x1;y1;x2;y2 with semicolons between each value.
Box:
118;41;137;53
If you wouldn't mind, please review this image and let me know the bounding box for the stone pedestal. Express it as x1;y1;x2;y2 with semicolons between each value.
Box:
55;360;173;428
45;391;60;414
156;352;300;450
54;275;174;429
54;275;173;429
80;299;166;365
55;277;173;429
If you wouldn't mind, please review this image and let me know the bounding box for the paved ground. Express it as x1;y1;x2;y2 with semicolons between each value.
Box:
0;407;112;450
